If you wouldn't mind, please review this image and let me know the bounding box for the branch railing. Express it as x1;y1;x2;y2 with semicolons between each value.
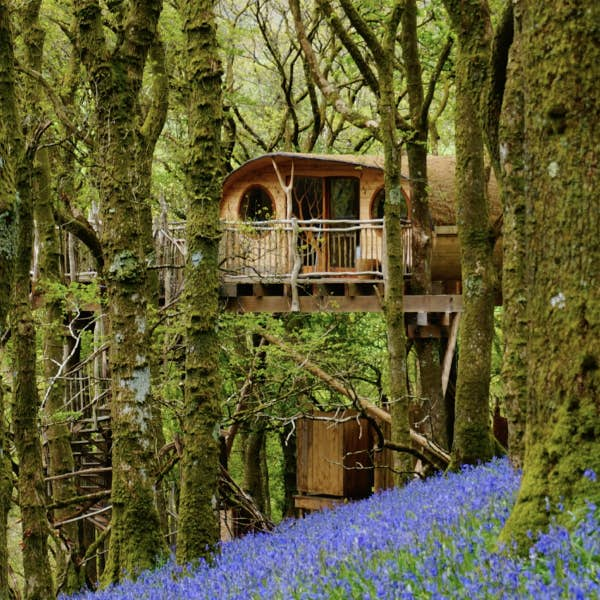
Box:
218;219;412;283
56;218;412;296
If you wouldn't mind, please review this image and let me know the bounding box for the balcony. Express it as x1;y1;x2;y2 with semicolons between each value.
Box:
219;218;412;285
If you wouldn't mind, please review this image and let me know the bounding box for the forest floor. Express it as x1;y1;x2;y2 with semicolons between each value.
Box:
67;458;599;599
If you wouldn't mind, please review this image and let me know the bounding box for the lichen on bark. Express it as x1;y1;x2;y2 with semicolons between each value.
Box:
74;0;167;583
498;3;526;468
443;0;497;468
175;0;224;563
500;0;600;551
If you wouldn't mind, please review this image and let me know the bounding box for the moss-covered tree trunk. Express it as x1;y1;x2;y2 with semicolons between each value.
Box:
400;0;449;451
35;147;85;593
175;0;223;563
500;0;600;550
11;1;56;596
379;3;412;483
443;0;496;467
12;105;54;600
0;3;18;594
74;0;167;582
136;37;170;538
498;5;526;468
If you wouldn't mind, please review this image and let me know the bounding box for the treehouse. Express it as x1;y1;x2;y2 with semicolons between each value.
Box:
218;152;500;314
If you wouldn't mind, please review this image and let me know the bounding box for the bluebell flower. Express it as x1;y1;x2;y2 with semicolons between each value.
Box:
63;458;599;600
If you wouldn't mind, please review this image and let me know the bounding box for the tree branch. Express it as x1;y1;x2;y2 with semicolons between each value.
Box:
256;328;450;468
289;0;381;138
421;35;453;129
338;0;385;66
317;0;379;95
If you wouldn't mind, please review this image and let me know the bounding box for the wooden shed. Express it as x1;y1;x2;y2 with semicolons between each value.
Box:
218;152;500;313
294;412;375;513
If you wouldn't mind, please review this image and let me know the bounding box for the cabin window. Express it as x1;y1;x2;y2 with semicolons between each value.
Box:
371;186;408;220
239;185;274;221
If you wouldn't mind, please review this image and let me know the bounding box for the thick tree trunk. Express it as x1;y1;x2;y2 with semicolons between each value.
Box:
138;38;170;538
498;5;526;468
500;0;600;550
13;138;54;600
74;0;167;582
12;3;56;596
0;3;17;594
176;0;224;563
444;0;496;467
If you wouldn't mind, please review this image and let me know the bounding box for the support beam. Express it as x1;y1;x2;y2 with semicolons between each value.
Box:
441;313;460;398
223;294;463;314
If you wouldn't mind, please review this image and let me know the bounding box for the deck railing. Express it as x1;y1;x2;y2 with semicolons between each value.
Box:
56;218;412;295
219;219;412;283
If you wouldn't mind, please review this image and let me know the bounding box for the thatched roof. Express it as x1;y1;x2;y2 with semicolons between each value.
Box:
223;153;500;226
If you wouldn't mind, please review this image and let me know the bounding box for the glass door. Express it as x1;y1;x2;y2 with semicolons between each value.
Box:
327;178;359;270
292;177;324;269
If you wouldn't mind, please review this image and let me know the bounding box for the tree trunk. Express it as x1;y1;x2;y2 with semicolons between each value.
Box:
379;3;412;484
36;147;85;593
13;126;54;600
0;3;18;594
243;427;267;515
279;425;297;519
500;0;600;550
444;0;496;467
400;0;449;451
74;0;167;582
176;0;224;563
12;2;56;596
498;4;526;468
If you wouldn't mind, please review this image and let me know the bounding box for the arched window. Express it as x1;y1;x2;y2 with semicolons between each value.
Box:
239;185;275;221
370;187;408;220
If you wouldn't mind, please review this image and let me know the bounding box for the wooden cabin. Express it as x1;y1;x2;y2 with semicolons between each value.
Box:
294;412;376;514
218;153;500;314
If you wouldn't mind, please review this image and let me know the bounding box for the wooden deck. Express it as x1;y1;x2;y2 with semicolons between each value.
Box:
57;218;464;316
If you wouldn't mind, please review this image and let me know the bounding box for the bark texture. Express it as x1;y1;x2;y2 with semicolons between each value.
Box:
74;0;167;582
444;0;496;467
400;0;449;451
0;3;17;595
380;3;412;482
498;4;526;468
12;2;55;596
176;0;224;563
500;0;600;550
12;110;54;600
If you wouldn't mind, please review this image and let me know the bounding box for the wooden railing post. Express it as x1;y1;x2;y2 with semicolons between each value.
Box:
289;218;301;311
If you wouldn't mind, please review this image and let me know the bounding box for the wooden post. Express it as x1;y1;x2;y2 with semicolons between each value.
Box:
441;313;460;398
290;218;301;311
